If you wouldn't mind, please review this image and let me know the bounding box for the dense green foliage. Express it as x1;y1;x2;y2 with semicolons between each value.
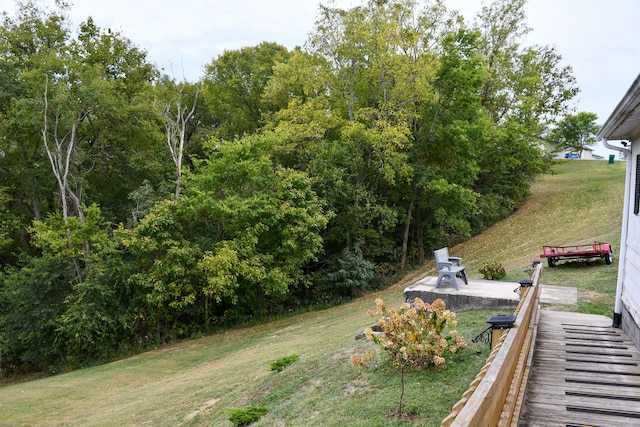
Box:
0;160;622;425
0;0;579;374
478;260;507;280
226;406;269;426
270;354;300;372
548;111;599;156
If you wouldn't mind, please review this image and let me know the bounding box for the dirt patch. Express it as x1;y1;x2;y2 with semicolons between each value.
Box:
583;290;606;300
343;378;371;396
183;398;221;422
302;378;323;393
387;409;419;421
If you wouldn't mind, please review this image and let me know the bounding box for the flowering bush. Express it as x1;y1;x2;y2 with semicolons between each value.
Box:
351;297;466;370
479;260;506;280
351;297;467;416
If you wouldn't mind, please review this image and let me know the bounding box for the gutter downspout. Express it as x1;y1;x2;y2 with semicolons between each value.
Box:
602;138;632;328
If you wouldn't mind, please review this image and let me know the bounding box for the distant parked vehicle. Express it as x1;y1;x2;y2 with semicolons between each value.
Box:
564;153;579;159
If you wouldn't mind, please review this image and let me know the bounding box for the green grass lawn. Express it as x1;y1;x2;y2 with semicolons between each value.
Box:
0;160;626;426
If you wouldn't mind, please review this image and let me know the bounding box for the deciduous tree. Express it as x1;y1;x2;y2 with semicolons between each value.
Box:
471;0;578;231
122;133;330;332
548;111;599;157
155;77;199;199
203;42;291;139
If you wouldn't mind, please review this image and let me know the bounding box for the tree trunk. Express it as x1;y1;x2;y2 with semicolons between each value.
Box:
400;198;415;273
28;175;42;221
204;294;210;331
163;84;199;200
398;367;405;415
43;79;85;283
416;204;424;264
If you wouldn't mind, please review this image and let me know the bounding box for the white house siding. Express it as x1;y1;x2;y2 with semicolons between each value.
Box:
596;73;640;350
621;246;640;346
621;142;640;348
626;146;640;250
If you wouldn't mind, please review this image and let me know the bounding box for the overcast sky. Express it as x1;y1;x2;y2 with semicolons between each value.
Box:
2;0;639;155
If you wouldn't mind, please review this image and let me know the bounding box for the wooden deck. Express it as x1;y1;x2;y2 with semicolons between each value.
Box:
518;311;640;426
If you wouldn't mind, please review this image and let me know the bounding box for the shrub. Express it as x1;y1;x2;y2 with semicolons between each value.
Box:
351;297;467;414
226;406;268;426
326;244;376;295
355;297;466;370
270;354;300;372
479;260;506;280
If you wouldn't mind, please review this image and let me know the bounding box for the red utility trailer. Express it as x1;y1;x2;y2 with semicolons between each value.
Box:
540;241;613;267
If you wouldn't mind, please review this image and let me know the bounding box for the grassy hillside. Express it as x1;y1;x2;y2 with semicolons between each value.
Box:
0;160;626;426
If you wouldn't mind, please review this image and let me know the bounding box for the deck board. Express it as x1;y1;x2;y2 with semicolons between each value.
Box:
518;311;640;427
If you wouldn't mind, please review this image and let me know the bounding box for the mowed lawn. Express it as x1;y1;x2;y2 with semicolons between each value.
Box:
0;159;626;426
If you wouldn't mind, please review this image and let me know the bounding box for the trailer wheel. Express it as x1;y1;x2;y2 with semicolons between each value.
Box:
605;251;612;265
548;257;557;268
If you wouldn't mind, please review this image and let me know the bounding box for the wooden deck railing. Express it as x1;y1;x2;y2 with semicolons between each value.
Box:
441;262;543;427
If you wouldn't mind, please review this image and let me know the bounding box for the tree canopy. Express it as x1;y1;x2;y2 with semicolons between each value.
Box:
548;111;599;156
0;0;581;374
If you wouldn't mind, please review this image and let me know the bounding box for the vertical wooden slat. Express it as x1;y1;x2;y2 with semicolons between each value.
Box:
442;262;542;427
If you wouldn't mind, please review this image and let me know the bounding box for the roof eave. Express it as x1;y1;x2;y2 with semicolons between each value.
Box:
597;73;640;141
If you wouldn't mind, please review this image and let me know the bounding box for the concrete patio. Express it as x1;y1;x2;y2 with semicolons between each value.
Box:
403;276;577;312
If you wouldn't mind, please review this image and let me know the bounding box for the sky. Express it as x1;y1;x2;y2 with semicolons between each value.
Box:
1;0;639;156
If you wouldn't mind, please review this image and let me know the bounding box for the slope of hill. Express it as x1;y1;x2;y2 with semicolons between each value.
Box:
0;160;626;426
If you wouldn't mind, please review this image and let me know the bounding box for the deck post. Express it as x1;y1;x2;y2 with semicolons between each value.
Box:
487;314;516;351
518;279;534;302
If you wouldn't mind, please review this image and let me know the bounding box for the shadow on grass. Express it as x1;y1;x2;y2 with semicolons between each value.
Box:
545;259;610;270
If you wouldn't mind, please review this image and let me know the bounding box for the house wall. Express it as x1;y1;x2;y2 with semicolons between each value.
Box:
551;149;595;160
621;141;640;348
